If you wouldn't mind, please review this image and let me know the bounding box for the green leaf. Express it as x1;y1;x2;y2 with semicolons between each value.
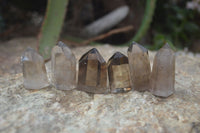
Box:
165;40;176;51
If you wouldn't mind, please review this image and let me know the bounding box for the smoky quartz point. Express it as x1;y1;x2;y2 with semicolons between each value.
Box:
21;47;49;89
51;41;76;90
127;42;151;91
151;43;175;97
108;52;131;93
77;48;109;94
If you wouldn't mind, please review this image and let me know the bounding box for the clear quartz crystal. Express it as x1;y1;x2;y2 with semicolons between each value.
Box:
108;52;131;93
151;43;175;97
21;47;49;89
51;41;76;90
77;48;109;94
127;42;151;91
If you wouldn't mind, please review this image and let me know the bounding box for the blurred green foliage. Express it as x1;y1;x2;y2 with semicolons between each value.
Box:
1;0;200;52
147;37;176;51
151;0;200;50
129;0;157;43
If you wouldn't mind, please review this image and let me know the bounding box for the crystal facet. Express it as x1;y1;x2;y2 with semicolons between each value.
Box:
77;48;109;93
51;41;76;90
151;43;175;97
127;42;151;91
108;52;131;93
21;47;49;89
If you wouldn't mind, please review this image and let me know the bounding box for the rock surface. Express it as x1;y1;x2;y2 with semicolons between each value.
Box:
1;37;200;133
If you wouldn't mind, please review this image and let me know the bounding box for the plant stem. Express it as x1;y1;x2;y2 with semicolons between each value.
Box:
125;0;157;46
38;0;69;60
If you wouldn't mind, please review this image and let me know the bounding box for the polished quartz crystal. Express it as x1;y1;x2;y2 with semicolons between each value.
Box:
77;48;109;93
108;52;131;93
51;41;76;90
127;42;151;91
151;43;175;97
21;47;49;89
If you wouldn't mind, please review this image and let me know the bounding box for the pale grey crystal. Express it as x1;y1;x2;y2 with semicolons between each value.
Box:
21;47;49;89
127;42;151;92
151;43;175;97
51;41;76;90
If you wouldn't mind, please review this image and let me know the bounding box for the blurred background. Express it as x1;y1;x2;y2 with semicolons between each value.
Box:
0;0;200;75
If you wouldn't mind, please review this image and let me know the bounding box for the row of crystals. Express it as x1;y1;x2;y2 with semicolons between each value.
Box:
21;41;175;97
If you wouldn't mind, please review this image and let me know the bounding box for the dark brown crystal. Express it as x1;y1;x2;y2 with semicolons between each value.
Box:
77;48;109;94
108;52;131;93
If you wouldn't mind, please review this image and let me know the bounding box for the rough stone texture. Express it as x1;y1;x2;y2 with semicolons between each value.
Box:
0;37;200;133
